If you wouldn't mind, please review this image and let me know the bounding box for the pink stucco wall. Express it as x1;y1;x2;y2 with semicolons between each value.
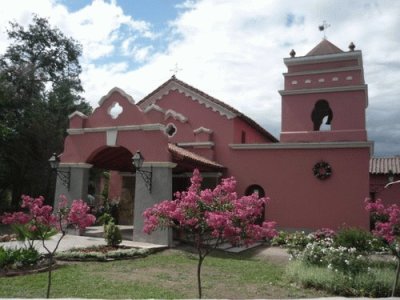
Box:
227;147;370;230
281;91;367;142
370;174;400;207
60;41;372;233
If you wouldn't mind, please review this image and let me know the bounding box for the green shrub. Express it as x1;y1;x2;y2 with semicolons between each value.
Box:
286;260;395;297
284;231;313;257
97;213;114;226
0;246;40;268
333;227;386;253
271;231;288;246
104;222;122;246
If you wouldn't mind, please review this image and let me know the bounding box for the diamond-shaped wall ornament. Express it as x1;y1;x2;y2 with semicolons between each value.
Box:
108;102;123;119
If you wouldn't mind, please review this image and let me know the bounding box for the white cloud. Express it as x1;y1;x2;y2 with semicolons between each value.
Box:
1;0;399;155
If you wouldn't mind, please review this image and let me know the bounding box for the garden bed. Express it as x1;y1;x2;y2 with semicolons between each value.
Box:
0;257;56;277
55;245;151;261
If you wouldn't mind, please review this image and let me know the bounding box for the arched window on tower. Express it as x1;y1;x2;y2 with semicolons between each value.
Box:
311;99;333;131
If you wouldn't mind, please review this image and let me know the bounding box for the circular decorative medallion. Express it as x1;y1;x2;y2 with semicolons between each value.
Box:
313;161;332;180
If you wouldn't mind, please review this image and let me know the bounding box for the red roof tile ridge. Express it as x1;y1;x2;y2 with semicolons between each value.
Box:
168;143;224;169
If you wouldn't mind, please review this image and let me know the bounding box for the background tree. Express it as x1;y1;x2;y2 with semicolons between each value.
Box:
0;15;91;210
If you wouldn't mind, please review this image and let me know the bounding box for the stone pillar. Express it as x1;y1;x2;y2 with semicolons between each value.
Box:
53;163;92;207
133;163;175;246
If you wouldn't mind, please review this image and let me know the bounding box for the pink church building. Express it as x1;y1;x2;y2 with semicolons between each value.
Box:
53;39;398;245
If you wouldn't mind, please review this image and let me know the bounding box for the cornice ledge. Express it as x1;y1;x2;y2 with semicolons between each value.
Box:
279;84;368;95
67;124;165;135
229;141;373;150
283;66;362;77
284;51;362;66
177;142;215;148
142;162;177;168
59;163;93;168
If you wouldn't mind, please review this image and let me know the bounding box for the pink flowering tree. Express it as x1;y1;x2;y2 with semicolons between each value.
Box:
365;194;400;296
1;195;95;298
143;169;277;298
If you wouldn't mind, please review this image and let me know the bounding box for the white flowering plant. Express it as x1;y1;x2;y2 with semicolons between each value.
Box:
297;237;368;276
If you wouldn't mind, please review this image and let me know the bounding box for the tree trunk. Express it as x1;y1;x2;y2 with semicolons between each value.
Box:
197;253;205;299
392;257;400;297
46;255;53;298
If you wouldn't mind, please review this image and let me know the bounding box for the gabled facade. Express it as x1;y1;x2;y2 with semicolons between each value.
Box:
55;39;376;245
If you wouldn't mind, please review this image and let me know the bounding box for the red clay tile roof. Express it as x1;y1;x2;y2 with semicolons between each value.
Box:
370;156;400;174
306;39;344;56
168;143;224;170
138;76;278;143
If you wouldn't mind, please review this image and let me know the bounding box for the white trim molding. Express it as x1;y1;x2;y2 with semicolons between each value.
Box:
143;103;164;114
177;142;215;148
138;81;237;120
59;163;93;168
67;123;166;135
164;109;188;123
98;87;135;106
284;51;362;66
193;127;213;134
69;111;88;119
229;141;374;150
279;84;368;96
283;66;362;77
173;172;222;178
142;162;177;168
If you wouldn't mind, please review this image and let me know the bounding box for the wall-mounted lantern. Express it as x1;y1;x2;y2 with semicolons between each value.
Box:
48;153;71;190
132;150;152;192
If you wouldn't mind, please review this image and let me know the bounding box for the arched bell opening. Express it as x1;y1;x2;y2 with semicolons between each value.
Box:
311;99;333;131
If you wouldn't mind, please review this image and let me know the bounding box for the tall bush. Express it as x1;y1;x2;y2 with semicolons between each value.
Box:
1;195;95;298
143;169;277;298
365;194;400;296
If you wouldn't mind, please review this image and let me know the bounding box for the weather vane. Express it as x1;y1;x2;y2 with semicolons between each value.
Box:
318;20;330;39
170;63;182;77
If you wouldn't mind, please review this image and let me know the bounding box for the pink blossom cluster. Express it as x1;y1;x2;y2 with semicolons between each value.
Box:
143;169;277;247
1;195;57;230
67;199;96;229
365;198;400;244
1;195;96;234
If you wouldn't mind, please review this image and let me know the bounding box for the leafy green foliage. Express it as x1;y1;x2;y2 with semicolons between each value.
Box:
333;227;387;253
0;246;40;269
0;249;321;299
287;260;396;297
0;15;91;209
104;222;122;247
11;223;57;249
96;213;114;226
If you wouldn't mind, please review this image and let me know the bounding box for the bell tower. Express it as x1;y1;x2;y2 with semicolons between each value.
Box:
280;39;368;143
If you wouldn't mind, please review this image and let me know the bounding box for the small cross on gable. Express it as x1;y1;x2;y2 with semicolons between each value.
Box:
170;63;182;77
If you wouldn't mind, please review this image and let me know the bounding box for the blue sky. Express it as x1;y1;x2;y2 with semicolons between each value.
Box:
0;0;399;156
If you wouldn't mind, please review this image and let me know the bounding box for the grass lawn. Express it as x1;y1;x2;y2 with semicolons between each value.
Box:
0;247;330;299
